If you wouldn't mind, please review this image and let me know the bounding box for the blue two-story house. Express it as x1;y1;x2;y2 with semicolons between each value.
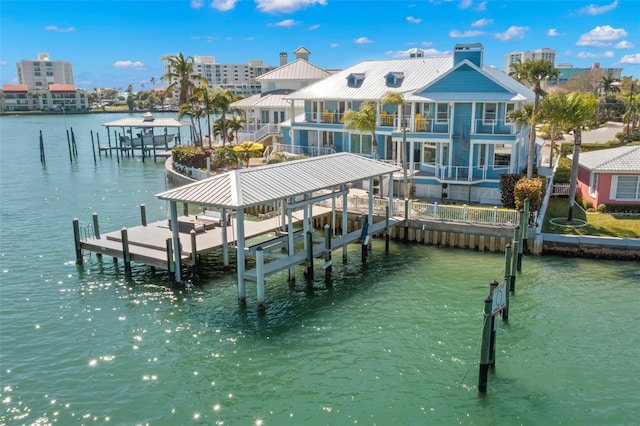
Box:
280;43;536;205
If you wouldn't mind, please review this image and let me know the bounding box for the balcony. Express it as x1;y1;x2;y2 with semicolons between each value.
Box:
473;119;516;135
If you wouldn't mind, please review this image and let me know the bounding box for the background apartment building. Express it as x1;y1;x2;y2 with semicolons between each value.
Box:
17;52;74;90
504;48;556;74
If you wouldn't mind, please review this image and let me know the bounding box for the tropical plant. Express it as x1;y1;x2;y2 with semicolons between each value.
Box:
209;88;236;146
211;146;238;169
538;93;568;168
558;92;598;221
227;115;246;143
509;58;559;178
381;92;407;197
178;102;205;145
343;101;379;159
161;52;208;107
233;141;264;165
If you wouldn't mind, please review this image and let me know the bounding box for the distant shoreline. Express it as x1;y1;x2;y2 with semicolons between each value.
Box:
0;109;175;117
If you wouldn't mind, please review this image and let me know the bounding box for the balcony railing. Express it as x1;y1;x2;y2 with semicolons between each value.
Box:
473;119;516;135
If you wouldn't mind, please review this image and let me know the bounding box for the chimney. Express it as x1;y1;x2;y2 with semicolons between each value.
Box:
453;43;483;67
280;52;288;66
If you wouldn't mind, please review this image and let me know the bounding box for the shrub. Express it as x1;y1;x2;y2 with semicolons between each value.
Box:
598;203;640;214
554;157;572;183
500;174;524;209
597;204;607;213
211;146;238;169
172;146;211;169
582;199;593;210
514;177;546;212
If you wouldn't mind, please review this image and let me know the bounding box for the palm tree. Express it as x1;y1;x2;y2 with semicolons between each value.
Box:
343;101;379;159
559;92;597;221
161;52;207;107
227;115;246;143
538;94;566;168
381;92;408;196
233;141;264;165
510;58;559;178
150;77;156;88
178;102;204;145
209;88;235;146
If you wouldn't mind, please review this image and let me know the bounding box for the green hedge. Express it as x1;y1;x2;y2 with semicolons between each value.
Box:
500;174;524;209
597;203;640;214
172;146;212;169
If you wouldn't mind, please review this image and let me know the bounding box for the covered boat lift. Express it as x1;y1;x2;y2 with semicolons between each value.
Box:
156;152;403;310
102;112;192;156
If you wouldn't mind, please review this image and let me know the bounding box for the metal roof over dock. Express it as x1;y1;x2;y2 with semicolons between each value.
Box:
102;112;191;128
156;152;401;209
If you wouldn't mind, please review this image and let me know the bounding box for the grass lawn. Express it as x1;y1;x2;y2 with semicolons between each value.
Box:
543;197;640;238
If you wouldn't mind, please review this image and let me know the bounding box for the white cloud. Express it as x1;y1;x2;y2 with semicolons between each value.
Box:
449;29;484;38
547;28;565;37
355;37;373;44
577;0;618;15
407;16;422;24
495;26;528;41
113;61;146;70
256;0;327;13
246;36;254;41
385;48;448;58
45;25;75;33
210;0;237;11
330;43;339;48
267;19;299;28
577;25;628;47
475;1;486;11
577;51;614;58
615;40;634;49
0;61;7;66
308;24;320;31
420;41;434;47
471;18;493;28
459;0;472;9
190;0;204;9
620;53;640;64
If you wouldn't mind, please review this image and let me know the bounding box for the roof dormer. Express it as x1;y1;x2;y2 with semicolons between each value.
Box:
347;73;365;88
385;72;405;87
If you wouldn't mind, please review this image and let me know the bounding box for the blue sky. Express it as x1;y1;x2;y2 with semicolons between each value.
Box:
1;0;638;91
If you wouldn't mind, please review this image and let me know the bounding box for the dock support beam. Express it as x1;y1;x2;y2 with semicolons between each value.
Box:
221;208;229;268
324;224;332;282
489;280;498;368
166;238;175;285
140;204;147;226
92;213;100;239
121;227;131;278
503;245;512;321
517;212;524;272
522;198;530;255
385;206;390;253
306;231;314;288
256;248;265;313
342;187;348;262
169;202;182;283
73;218;83;265
190;229;198;280
287;201;295;282
236;208;246;305
478;294;492;395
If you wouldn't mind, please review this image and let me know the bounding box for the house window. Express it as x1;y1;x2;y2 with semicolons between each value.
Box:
505;103;515;122
494;144;510;167
589;172;599;197
350;134;372;155
613;176;640;200
423;143;437;164
483;103;497;124
436;103;448;124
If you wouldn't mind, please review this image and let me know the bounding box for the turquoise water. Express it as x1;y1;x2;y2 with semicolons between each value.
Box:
1;114;639;425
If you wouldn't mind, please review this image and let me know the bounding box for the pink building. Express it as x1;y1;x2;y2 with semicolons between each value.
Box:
570;146;640;208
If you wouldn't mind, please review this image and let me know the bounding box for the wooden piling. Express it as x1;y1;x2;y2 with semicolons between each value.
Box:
511;239;519;294
517;211;524;272
72;218;83;265
305;230;314;288
121;227;131;278
97;133;102;158
478;294;493;394
489;280;498;368
324;224;332;282
90;131;97;163
503;244;512;321
523;198;530;254
66;129;73;163
190;229;198;280
385;205;390;253
140;204;147;226
256;248;266;313
92;212;100;239
39;130;46;165
71;127;78;158
166;237;175;285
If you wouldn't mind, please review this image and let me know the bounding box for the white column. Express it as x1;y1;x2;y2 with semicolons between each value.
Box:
288;199;295;281
256;248;265;311
236;208;246;304
342;186;348;261
471;102;477;134
388;172;394;216
368;178;374;226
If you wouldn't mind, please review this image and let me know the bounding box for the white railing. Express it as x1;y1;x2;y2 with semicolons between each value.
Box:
473;119;515;135
236;124;280;144
552;183;571;196
269;143;335;158
318;195;520;226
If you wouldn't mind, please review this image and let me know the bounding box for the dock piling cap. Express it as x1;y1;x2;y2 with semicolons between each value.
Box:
142;112;155;122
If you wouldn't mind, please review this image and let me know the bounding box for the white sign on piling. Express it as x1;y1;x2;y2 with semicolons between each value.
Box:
492;282;507;315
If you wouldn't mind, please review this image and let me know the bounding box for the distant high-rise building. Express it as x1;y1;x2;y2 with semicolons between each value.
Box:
17;52;74;90
504;48;556;73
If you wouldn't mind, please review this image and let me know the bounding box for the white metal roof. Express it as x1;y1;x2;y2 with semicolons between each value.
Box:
570;146;640;172
231;89;295;109
256;58;331;81
286;56;454;101
102;113;191;128
156;153;401;209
